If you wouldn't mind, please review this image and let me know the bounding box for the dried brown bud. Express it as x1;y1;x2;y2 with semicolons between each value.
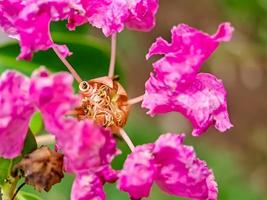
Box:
75;76;129;133
13;146;64;192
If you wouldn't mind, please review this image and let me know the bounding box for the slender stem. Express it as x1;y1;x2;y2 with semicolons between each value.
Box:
119;129;135;152
1;176;18;200
108;34;117;78
126;94;144;105
11;183;26;200
52;46;82;83
36;135;55;146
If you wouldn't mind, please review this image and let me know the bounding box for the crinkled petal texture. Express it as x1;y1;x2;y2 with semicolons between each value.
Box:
118;134;218;200
0;71;34;158
29;67;78;136
154;134;218;200
29;68;118;173
68;0;159;36
0;0;74;60
143;23;234;135
59;120;117;173
118;144;156;199
125;0;159;32
65;123;118;200
71;172;105;200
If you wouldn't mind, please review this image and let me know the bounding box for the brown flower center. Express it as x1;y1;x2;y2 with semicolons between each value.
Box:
75;76;129;133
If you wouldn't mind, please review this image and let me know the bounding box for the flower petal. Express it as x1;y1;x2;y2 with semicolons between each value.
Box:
29;67;78;134
0;0;74;60
143;23;233;135
61;120;117;173
126;0;159;32
154;133;218;200
179;73;233;136
0;71;34;158
69;0;159;37
118;144;156;199
71;172;105;200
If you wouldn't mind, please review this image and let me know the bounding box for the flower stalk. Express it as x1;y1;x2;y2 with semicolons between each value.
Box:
52;46;82;83
126;95;144;105
119;128;135;152
108;34;117;78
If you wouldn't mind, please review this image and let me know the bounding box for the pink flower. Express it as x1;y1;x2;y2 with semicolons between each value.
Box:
142;23;234;135
71;172;106;200
0;0;74;60
56;119;118;200
0;67;76;158
0;71;34;158
0;67;119;199
0;0;159;58
68;0;159;36
118;134;218;200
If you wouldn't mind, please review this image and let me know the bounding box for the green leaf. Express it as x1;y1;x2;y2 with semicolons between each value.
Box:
29;112;43;135
22;131;37;155
0;158;11;185
18;191;43;200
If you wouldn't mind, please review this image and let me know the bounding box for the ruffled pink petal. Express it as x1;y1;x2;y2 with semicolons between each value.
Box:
87;0;130;37
118;144;156;200
61;120;117;173
0;71;35;158
154;133;218;200
68;0;159;36
29;67;118;174
147;23;233;60
0;0;23;38
212;22;234;42
118;133;218;199
143;23;234;135
71;172;105;200
179;73;233;136
29;67;78;135
96;165;118;183
126;0;159;32
0;0;74;60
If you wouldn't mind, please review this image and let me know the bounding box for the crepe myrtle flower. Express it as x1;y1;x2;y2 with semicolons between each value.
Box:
0;22;233;200
118;134;218;200
0;67;120;199
0;0;159;61
142;22;234;136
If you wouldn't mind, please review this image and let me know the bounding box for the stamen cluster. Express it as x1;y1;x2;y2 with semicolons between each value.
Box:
75;77;129;132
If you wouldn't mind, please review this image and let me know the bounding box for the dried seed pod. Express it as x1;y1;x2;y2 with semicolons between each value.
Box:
13;146;64;192
75;76;129;133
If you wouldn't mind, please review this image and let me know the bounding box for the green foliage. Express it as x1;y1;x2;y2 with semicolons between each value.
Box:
29;113;44;135
18;191;43;200
22;131;37;156
218;0;267;49
0;158;11;185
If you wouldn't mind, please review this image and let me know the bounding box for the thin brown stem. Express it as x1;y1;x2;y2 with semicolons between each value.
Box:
53;46;82;83
126;94;144;105
108;34;117;78
119;128;135;152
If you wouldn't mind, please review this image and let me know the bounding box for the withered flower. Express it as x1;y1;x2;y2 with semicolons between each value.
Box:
13;146;64;192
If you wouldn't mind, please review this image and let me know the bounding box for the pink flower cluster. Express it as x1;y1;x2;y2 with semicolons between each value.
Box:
118;134;218;200
0;0;158;60
143;23;234;136
0;68;119;199
0;0;234;199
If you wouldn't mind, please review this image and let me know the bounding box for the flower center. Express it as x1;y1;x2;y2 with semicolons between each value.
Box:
75;76;129;133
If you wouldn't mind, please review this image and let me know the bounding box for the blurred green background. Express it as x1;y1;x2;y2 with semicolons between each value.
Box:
0;0;267;200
